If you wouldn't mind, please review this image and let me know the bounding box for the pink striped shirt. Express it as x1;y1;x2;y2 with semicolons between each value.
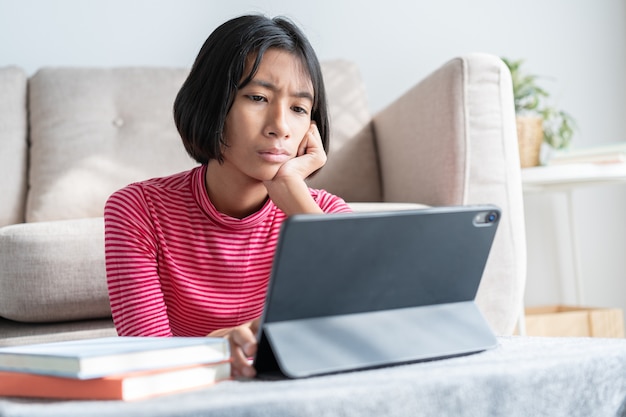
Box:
104;165;351;337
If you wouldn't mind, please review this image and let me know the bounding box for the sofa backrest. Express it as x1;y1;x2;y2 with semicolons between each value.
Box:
26;67;197;223
306;61;381;203
1;61;379;225
0;67;28;227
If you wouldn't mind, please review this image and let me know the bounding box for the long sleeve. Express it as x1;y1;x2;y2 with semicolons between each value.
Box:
104;185;173;336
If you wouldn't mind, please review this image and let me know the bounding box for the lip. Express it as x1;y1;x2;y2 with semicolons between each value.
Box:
257;148;292;163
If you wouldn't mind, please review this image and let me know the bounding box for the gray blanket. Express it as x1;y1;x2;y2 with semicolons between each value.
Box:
1;336;625;417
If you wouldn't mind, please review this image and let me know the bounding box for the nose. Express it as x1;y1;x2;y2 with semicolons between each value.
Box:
264;103;290;139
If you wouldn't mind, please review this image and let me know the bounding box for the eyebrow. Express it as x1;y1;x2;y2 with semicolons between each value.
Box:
249;79;314;102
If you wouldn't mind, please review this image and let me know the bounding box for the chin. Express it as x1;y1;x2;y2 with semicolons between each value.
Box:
252;169;281;183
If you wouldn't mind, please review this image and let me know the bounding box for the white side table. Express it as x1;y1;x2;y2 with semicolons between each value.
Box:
521;162;626;304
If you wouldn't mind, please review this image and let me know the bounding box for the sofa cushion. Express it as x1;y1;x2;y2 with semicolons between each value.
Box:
0;66;28;227
0;218;111;322
26;67;198;223
0;317;117;347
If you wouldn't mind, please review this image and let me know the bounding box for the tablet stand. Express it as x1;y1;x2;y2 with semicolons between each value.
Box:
254;301;497;378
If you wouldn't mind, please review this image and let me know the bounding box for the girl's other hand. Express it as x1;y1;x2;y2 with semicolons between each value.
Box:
208;318;260;378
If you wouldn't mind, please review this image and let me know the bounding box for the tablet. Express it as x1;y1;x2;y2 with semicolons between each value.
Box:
253;205;500;378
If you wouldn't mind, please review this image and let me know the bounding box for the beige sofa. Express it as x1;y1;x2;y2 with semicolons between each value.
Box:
0;54;526;346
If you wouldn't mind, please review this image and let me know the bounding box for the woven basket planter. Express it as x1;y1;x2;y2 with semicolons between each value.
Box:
516;116;543;167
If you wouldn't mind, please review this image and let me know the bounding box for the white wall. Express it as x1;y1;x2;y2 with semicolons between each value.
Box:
2;0;626;316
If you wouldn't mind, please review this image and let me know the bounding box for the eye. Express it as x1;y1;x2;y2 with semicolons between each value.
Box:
291;106;309;115
248;95;266;102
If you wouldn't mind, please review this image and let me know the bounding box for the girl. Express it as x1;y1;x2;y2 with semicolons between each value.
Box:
104;14;351;378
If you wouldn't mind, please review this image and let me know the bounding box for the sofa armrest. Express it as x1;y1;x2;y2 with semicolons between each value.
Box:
0;218;111;323
373;54;527;335
0;66;28;227
373;57;471;206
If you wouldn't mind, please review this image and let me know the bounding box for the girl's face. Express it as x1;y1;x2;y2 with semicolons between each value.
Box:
220;48;314;183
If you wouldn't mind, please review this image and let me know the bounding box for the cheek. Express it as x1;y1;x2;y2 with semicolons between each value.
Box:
291;117;311;139
226;107;259;138
222;110;247;147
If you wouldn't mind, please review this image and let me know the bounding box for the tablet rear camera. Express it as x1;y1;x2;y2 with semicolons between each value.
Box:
473;210;499;226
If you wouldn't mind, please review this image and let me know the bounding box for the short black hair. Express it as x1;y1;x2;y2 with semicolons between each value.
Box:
174;15;329;164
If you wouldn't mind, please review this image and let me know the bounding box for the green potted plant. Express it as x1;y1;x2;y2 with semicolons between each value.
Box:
502;58;576;167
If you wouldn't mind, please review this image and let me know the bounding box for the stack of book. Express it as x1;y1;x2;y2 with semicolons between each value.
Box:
0;336;231;401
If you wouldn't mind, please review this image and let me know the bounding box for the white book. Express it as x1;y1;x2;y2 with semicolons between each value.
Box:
0;336;229;379
548;142;626;165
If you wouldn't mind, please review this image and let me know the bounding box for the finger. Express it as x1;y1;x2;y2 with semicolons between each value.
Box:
298;124;321;157
229;326;258;378
307;123;323;150
250;317;261;334
308;122;320;140
229;340;255;377
297;141;307;157
230;325;257;356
